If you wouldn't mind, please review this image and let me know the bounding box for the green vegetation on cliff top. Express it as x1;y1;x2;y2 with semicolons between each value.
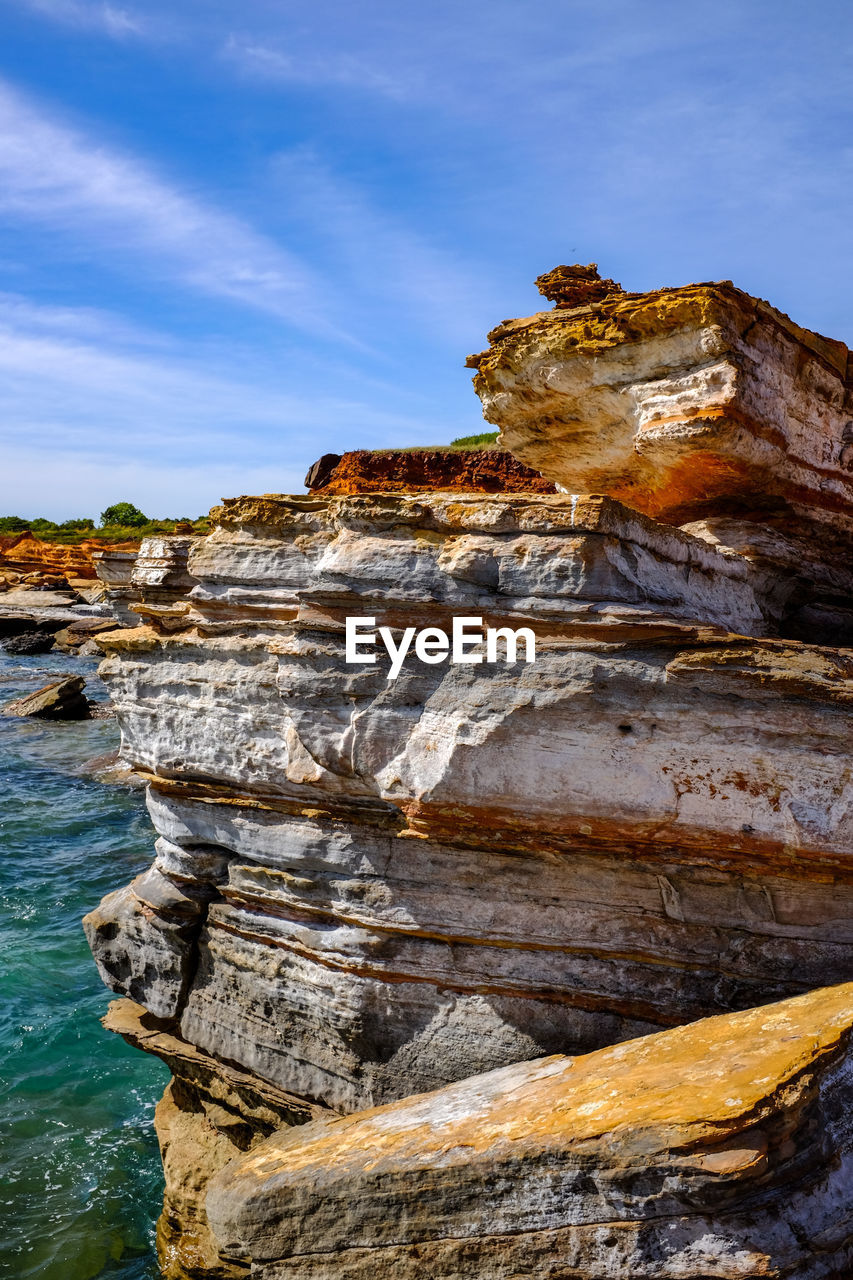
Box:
0;505;210;543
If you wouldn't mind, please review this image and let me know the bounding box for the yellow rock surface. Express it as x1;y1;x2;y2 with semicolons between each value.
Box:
207;984;853;1278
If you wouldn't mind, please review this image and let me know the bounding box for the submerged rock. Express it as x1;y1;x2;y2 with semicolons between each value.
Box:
1;629;55;654
3;675;90;719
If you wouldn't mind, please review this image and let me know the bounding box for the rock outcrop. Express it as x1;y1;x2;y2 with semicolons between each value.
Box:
207;983;853;1279
0;530;138;583
467;272;853;530
467;268;853;648
91;536;195;626
304;447;556;495
83;271;853;1280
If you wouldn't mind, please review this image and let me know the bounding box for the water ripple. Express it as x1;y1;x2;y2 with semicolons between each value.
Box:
0;652;165;1280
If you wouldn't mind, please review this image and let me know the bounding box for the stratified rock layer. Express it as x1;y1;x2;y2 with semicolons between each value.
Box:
84;462;853;1277
207;983;853;1279
85;495;853;1121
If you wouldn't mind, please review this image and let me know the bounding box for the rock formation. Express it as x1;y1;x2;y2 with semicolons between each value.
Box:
0;530;138;585
467;269;853;647
303;447;556;494
83;270;853;1280
466;271;853;530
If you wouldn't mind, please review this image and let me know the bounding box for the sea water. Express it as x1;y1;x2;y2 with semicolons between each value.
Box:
0;651;166;1280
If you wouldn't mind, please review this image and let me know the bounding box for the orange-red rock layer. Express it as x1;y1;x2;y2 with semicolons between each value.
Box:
0;531;139;581
305;448;557;495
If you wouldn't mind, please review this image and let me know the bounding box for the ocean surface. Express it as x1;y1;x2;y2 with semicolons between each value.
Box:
0;650;166;1280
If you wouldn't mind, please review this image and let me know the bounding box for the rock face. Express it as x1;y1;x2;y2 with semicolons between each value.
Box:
304;447;556;495
207;983;853;1280
83;274;853;1280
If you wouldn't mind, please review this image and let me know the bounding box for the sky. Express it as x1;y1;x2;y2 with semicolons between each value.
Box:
0;0;851;520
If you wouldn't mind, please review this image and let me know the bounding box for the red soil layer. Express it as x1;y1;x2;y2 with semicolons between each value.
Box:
305;449;557;495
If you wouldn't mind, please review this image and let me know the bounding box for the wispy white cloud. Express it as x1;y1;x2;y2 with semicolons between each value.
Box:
222;34;416;100
0;77;347;340
16;0;144;38
270;148;502;350
0;293;447;518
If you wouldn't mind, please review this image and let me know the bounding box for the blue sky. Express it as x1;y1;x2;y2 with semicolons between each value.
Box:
0;0;851;519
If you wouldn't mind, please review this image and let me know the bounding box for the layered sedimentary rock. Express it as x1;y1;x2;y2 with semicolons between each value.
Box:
0;530;138;582
467;270;853;530
92;546;141;621
208;983;853;1279
84;271;853;1279
91;536;195;625
304;448;556;495
467;267;853;646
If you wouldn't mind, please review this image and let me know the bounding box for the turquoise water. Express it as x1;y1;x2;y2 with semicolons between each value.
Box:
0;651;167;1280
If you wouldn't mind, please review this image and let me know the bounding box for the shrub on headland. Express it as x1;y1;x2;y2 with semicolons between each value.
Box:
99;502;149;528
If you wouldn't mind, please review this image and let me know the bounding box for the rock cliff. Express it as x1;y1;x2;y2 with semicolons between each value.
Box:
84;271;853;1279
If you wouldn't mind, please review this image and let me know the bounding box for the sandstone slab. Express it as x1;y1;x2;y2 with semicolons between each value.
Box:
207;983;853;1279
2;675;89;719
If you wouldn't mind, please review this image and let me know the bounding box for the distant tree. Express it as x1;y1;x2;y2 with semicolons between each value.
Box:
58;518;95;531
0;516;30;532
100;502;148;528
29;518;58;532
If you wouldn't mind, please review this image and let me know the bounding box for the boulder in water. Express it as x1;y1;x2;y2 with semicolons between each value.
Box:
2;675;90;720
